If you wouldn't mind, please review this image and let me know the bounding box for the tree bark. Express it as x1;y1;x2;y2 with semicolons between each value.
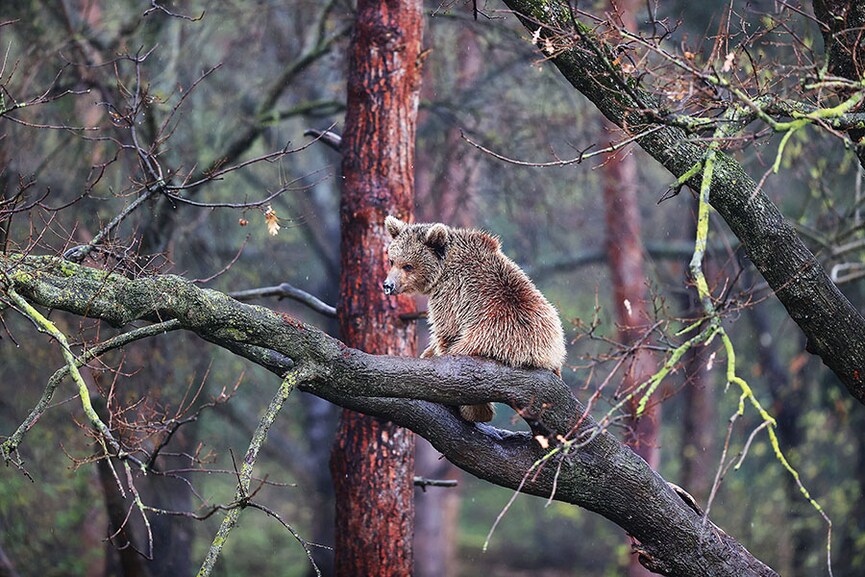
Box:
812;0;865;167
499;0;865;407
2;254;778;576
330;1;423;576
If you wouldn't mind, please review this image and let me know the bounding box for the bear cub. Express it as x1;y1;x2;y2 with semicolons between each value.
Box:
382;216;566;422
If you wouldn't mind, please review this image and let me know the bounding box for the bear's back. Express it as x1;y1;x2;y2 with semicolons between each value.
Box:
427;229;566;372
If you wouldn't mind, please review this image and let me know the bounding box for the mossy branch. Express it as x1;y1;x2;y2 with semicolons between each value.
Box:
0;319;181;463
0;253;779;576
498;0;865;409
687;132;834;575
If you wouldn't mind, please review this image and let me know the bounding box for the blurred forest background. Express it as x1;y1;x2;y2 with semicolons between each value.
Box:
1;1;864;576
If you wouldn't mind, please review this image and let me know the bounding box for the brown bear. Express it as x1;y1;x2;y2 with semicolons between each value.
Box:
382;216;566;422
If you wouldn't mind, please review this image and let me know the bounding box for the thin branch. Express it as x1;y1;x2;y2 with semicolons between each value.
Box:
0;318;181;461
63;186;158;262
303;128;342;152
2;287;144;470
196;368;307;577
413;476;459;489
229;282;336;318
461;125;665;167
0;254;782;576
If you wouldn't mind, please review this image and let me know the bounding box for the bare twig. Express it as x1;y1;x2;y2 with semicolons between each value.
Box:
230;283;337;318
461;125;665;168
196;368;308;577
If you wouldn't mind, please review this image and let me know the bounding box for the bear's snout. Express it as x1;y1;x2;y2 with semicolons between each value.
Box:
383;279;396;295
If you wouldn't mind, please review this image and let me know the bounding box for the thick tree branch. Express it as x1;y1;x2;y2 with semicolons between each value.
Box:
500;0;865;406
0;255;776;576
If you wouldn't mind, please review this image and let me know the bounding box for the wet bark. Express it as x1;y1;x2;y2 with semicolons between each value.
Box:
812;0;865;167
330;1;423;576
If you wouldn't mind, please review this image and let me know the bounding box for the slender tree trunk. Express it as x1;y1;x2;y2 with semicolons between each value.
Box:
330;1;422;576
413;25;483;577
839;406;865;574
747;301;808;576
414;438;461;577
601;0;659;470
0;544;21;577
602;135;660;470
600;3;660;575
95;406;151;577
680;347;715;500
602;123;661;577
416;27;483;227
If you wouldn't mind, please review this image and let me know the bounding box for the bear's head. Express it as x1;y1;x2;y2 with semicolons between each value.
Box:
382;215;448;296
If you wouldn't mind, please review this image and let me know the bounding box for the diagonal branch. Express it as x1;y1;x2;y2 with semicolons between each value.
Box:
196;368;308;577
500;0;865;406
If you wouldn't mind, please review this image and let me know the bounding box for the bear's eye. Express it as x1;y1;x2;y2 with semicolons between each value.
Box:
402;264;414;272
389;259;394;267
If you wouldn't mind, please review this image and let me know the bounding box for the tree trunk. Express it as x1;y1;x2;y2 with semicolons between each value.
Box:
600;1;660;474
838;406;865;574
679;200;715;505
414;438;461;577
413;25;483;577
330;1;423;576
416;26;483;227
747;300;808;576
679;344;715;503
599;4;660;574
602;116;663;577
812;0;865;168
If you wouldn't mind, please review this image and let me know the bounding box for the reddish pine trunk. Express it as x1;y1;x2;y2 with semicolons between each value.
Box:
330;1;422;576
678;199;715;504
602;119;662;577
601;7;660;577
602;137;660;470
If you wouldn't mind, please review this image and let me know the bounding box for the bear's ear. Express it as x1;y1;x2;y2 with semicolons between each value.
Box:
479;232;501;252
385;215;406;239
425;223;449;257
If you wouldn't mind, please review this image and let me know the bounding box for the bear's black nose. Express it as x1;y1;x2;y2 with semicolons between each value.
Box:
383;279;395;295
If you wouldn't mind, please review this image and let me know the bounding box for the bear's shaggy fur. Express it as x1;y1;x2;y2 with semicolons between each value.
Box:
383;216;566;422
